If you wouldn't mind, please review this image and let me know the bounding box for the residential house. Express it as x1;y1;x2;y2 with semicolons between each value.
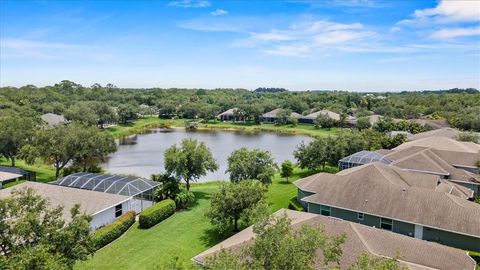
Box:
295;163;480;251
193;209;476;270
0;182;133;230
217;108;237;121
261;108;301;123
298;110;340;124
40;113;68;127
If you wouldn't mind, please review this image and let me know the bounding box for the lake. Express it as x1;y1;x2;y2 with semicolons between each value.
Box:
101;128;312;182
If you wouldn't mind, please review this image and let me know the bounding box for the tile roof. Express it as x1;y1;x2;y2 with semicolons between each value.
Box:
0;182;130;221
193;209;476;270
295;163;480;237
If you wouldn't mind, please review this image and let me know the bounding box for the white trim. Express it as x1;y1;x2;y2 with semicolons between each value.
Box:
380;217;393;232
91;196;133;216
301;197;480;239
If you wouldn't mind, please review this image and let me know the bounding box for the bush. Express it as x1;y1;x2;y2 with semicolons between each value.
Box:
174;189;195;209
288;197;304;211
468;251;480;265
91;211;135;250
139;199;176;229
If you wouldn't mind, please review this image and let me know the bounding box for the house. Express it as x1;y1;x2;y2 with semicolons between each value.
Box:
193;209;476;270
216;108;237;121
410;127;462;141
392;136;480;153
0;166;36;188
367;114;383;125
52;172;160;213
298;110;340;124
40;113;68;127
261;108;301;123
0;182;133;230
295;163;480;251
388;130;413;139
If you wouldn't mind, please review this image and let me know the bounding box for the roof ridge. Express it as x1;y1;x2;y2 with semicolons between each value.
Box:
372;164;407;186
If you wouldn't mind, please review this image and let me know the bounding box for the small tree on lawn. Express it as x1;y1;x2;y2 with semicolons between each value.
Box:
280;160;294;183
206;180;267;232
164;139;218;191
227;148;277;185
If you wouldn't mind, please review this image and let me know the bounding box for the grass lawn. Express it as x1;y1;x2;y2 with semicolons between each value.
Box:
105;117;341;138
75;168;315;270
0;158;56;183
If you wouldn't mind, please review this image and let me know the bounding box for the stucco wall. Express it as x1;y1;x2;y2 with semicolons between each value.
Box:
90;200;132;231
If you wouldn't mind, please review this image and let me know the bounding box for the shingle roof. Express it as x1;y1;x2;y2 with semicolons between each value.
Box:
262;108;284;117
295;163;480;237
193;209;476;270
0;166;28;175
217;108;237;118
384;146;479;184
410;127;462;141
0;172;22;182
40;113;67;126
0;182;130;221
393;137;480;153
300;110;340;121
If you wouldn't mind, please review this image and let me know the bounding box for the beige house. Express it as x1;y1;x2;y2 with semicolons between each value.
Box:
193;209;476;270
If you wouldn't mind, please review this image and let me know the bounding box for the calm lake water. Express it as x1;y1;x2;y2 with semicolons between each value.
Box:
101;128;312;182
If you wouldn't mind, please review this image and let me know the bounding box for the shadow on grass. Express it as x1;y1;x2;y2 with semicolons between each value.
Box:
190;190;212;208
200;226;236;248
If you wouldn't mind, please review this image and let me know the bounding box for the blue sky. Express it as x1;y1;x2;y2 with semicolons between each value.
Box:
1;0;479;91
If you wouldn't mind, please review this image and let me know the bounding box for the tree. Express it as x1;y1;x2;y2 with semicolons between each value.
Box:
164;139;218;190
280;160;294;183
356;117;371;131
72;126;117;171
0;188;93;269
380;134;407;149
227;148;277;185
348;253;407;270
314;113;336;129
206;213;346;270
206;180;267;232
117;104;138;124
457;132;480;143
0;116;36;166
152;173;181;201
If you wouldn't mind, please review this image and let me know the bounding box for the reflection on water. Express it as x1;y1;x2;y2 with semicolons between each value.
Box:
102;128;312;182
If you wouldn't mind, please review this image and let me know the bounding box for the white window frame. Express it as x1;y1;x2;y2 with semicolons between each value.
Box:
357;212;364;220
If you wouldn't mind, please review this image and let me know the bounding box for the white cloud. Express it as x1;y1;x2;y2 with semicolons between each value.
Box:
430;27;480;39
168;0;210;8
400;0;480;25
211;9;228;16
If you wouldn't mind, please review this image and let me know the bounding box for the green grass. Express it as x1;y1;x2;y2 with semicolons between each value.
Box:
75;169;315;270
105;117;341;138
0;158;56;184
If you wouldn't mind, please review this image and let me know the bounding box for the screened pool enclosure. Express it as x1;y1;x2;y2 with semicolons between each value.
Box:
53;172;160;212
338;151;392;171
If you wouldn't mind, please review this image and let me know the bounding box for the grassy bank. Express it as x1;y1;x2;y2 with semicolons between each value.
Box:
105;117;341;138
75;168;316;270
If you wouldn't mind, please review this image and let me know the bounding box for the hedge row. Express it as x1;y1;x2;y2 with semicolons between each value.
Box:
139;199;176;229
92;211;135;250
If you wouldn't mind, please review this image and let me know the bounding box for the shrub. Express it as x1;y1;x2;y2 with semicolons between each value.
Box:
91;211;135;250
139;199;176;229
288;197;304;211
174;189;195;209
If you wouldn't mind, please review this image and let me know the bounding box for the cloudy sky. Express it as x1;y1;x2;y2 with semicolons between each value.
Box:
1;0;479;91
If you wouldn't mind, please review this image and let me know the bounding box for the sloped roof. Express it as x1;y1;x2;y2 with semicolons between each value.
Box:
300;110;340;121
193;209;476;270
0;172;22;182
368;114;383;124
410;127;461;141
411;119;450;130
295;163;480;237
53;172;160;197
0;182;130;221
0;166;28;175
262;108;284;117
40;113;67;126
393;137;480;153
384;146;479;183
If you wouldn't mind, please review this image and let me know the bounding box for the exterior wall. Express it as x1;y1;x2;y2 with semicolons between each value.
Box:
453;165;479;175
451;181;479;196
305;201;480;251
297;188;314;209
423;226;480;251
90;200;132;231
298;118;314;124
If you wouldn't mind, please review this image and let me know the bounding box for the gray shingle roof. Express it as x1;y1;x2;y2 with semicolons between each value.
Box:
40;113;67;126
295;163;480;237
193;209;476;270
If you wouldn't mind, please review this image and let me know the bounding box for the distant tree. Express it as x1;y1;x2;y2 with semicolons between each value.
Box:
294;139;328;170
457;132;480;143
65;103;98;126
157;101;177;119
275;109;291;125
117;104;138;124
206;180;267;232
287;116;298;126
72;126;117;171
380;134;407;149
280;160;294;183
0;188;93;269
227;148;277;185
314;113;336;129
254;87;288;93
356;117;371;131
206;213;346;269
0;116;36;166
164;139;218;190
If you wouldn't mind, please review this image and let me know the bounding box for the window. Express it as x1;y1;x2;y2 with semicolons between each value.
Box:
357;212;364;220
115;204;122;218
380;218;393;231
320;205;331;216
